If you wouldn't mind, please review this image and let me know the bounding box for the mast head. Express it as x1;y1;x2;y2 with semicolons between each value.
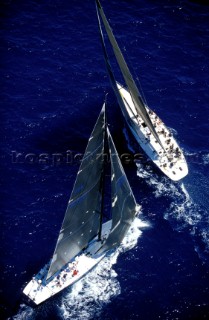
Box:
96;0;102;9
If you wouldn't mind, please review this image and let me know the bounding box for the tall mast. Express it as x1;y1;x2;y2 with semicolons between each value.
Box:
98;135;105;241
46;105;106;280
98;100;107;241
96;0;164;151
97;127;138;255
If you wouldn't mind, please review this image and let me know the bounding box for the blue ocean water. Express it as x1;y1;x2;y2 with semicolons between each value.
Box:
1;0;209;319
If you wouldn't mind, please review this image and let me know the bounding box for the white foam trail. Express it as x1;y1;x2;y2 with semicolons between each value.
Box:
136;160;209;257
9;304;34;320
59;256;120;320
136;162;173;198
202;153;209;165
136;162;194;218
120;217;149;251
12;215;148;320
168;127;177;136
181;183;189;199
166;183;202;227
59;217;149;320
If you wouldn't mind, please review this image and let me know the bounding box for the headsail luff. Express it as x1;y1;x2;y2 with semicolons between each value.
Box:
47;105;106;280
96;0;164;150
99;127;137;254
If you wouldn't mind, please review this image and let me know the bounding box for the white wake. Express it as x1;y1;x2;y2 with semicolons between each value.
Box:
11;212;148;320
136;160;209;257
59;217;149;320
8;304;34;320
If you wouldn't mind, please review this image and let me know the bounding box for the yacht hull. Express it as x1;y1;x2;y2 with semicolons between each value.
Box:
116;83;188;181
23;220;112;305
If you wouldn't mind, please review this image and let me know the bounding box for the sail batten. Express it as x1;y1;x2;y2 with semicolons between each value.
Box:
96;0;164;149
47;105;106;280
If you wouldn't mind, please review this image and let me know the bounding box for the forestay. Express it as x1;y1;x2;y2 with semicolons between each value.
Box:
47;106;106;280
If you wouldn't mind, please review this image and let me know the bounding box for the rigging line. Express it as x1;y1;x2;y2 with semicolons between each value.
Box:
98;115;107;241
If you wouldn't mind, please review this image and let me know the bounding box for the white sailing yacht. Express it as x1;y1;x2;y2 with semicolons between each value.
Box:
96;0;188;181
23;103;139;305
